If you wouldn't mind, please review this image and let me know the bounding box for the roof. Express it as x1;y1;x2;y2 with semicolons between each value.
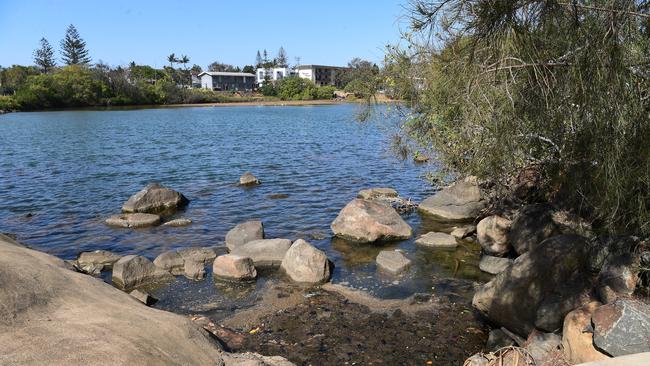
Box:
198;71;256;77
296;64;347;70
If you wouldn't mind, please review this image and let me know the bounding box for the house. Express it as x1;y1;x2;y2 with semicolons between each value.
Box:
256;67;293;86
198;71;255;91
296;65;347;87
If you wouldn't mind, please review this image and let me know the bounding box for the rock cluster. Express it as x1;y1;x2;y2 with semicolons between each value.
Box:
153;247;217;280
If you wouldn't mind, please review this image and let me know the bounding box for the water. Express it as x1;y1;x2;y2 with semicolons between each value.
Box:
0;104;487;316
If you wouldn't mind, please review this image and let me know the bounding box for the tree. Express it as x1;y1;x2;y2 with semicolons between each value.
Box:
167;53;177;69
33;38;56;73
276;47;288;67
207;61;237;72
60;25;91;65
255;50;262;68
242;65;255;74
262;49;269;67
190;64;202;74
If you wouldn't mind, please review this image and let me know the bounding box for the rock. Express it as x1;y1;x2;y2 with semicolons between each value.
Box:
112;255;173;290
479;255;513;275
598;285;619;304
463;353;490;366
231;238;292;267
508;204;560;255
552;209;594;238
77;250;122;273
592;299;650;356
450;225;476;239
222;352;295;366
162;218;192;227
121;183;189;214
357;187;399;200
477;215;512;256
418;177;486;221
589;236;640;273
213;254;257;281
571;353;650;366
524;330;562;365
105;213;161;228
472;235;592;337
129;289;157;306
239;172;260;185
153;247;216;280
486;329;516;351
534;274;597;332
225;220;264;251
375;250;411;275
413;154;429;163
598;253;639;296
0;236;227;365
280;239;331;284
562;301;609;364
415;232;457;248
330;199;412;243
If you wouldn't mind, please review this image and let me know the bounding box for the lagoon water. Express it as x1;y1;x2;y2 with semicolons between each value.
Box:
0;104;486;317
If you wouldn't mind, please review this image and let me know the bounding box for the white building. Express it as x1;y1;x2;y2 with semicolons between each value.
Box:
199;71;255;91
256;67;293;86
296;64;346;87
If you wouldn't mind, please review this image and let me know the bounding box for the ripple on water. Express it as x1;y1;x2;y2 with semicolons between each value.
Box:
0;105;489;312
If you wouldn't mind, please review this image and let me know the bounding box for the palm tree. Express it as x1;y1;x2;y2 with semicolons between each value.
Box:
167;53;177;69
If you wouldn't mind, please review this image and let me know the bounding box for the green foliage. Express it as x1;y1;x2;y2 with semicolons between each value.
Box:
386;0;650;235
314;85;336;100
242;65;255;74
273;77;334;100
0;65;40;94
0;95;20;111
260;79;277;97
60;24;91;65
33;38;56;73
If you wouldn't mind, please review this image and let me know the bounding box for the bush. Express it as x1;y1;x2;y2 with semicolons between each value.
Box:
314;86;336;100
0;95;20;111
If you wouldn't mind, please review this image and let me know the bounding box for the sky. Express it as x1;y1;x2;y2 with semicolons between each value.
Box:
0;0;409;69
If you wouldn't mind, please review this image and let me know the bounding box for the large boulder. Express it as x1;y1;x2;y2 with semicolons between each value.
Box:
476;215;512;256
415;232;457;248
592;299;650;357
122;183;189;214
153;247;217;280
508;204;560;255
112;255;173;290
472;235;592;337
225;220;264;251
331;199;412;243
0;235;226;365
231;238;292;267
375;250;411;275
105;213;161;228
418;177;486;221
280;239;331;284
562;301;609;364
213;254;257;281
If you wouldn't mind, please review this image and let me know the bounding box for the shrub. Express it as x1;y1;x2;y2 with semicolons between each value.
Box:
0;95;20;111
314;86;336;100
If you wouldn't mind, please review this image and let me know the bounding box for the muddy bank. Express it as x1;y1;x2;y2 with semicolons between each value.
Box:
217;283;487;365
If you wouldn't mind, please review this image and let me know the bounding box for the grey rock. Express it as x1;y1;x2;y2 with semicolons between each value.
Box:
592;299;650;356
450;225;476;239
415;232;457;248
472;235;592;337
162;218;192;227
479;255;513;275
280;239;331;284
231;238;292;267
112;255;173;290
121;183;188;214
225;220;264;251
105;213;161;228
477;215;512;256
376;250;411;275
525;330;562;365
183;260;206;280
486;329;515;351
153;247;216;280
357;187;399;200
534;272;596;332
239;172;260;185
222;352;295;366
213;254;257;281
589;236;640;273
509;204;560;255
418;177;486;221
331;199;412;243
598;253;639;296
76;250;122;274
129;289;157;306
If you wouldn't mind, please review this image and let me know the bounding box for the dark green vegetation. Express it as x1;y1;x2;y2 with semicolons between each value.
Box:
381;1;650;236
260;76;336;100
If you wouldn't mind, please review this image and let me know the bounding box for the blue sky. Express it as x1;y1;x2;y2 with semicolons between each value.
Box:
0;0;408;69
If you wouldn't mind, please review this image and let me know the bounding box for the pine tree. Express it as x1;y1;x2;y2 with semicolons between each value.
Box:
276;47;288;67
33;37;56;72
60;25;91;65
262;49;269;67
255;50;262;68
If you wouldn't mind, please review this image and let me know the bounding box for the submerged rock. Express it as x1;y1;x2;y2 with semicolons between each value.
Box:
225;220;264;251
76;250;122;274
472;235;592;337
239;172;260;185
592;299;650;356
112;255;173;291
105;213;161;228
418;177;486;221
231;238;292;267
415;232;457;248
162;218;192;227
376;250;411;275
331;199;412;243
121;183;189;214
562;301;609;364
479;255;513;275
280;239;331;284
477;215;512;256
357;187;399;200
213;254;257;281
450;225;476;239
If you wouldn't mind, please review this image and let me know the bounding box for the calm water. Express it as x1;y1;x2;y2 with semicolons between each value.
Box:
0;104;486;317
